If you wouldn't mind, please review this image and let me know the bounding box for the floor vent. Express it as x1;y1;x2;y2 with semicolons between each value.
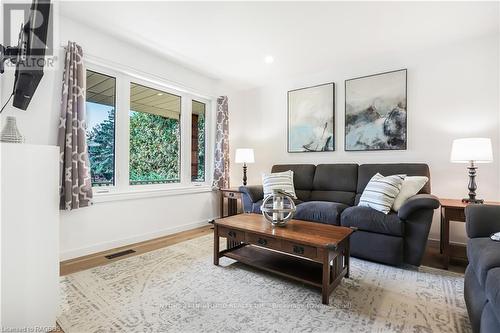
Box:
105;249;136;260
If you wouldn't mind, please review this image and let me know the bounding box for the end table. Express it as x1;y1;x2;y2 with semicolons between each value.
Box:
439;198;500;269
220;188;243;218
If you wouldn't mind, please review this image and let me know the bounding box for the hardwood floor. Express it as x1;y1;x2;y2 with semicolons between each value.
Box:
60;225;213;276
60;225;467;276
422;239;467;274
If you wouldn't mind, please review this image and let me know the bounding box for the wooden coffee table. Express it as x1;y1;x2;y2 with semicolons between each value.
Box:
213;214;354;305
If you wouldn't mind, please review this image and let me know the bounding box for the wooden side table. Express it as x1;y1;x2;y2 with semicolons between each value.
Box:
220;188;243;218
439;198;500;269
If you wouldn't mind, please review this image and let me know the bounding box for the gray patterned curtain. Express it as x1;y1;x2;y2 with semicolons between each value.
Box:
213;96;230;189
57;41;93;210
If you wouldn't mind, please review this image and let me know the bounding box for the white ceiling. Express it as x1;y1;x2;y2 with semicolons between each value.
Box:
60;1;499;88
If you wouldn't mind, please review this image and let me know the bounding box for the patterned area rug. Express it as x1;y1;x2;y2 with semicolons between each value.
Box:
58;234;471;333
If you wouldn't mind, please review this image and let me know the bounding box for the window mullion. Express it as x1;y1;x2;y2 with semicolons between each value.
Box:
180;96;192;185
115;75;130;191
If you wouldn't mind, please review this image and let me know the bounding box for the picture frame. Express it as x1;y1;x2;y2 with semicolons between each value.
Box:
344;69;407;151
287;82;335;153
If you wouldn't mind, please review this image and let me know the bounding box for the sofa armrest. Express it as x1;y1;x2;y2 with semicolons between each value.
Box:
239;185;264;203
466;204;500;238
398;194;440;220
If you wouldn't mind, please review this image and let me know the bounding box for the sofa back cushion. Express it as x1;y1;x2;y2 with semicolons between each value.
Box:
270;163;431;206
355;163;430;205
310;164;358;205
271;164;315;201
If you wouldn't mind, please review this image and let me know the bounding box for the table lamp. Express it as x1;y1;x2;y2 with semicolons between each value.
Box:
235;148;254;186
450;138;493;204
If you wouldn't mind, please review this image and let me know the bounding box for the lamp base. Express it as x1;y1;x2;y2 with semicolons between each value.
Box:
462;198;484;204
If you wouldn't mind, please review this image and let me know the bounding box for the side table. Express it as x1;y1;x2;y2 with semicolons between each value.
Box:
220;188;243;218
439;198;500;269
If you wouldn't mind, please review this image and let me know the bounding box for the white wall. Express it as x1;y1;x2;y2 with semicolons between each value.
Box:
228;32;500;245
0;17;220;260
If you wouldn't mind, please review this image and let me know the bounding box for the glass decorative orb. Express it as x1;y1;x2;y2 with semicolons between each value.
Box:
260;189;296;227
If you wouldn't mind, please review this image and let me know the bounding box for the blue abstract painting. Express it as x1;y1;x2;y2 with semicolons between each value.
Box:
345;69;407;151
288;83;335;152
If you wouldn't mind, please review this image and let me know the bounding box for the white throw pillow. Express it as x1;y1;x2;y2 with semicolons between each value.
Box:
392;176;429;211
358;173;406;214
262;170;297;199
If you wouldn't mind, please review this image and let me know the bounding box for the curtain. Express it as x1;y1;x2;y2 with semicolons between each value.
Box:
57;41;93;210
213;96;230;189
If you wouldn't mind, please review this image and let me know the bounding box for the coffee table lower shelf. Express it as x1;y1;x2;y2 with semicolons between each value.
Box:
222;244;325;287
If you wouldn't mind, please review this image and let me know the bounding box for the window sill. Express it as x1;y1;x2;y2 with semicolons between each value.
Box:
92;185;215;203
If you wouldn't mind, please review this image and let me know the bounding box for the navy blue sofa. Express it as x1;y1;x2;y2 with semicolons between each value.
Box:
240;163;440;267
465;205;500;333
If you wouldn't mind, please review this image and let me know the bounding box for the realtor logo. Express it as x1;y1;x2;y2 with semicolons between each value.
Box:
2;0;53;57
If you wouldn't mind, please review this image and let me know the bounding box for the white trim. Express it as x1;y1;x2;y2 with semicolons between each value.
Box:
59;217;217;261
92;185;215;203
84;60;215;200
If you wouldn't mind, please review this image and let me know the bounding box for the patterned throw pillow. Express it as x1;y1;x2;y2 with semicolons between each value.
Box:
358;173;406;214
262;170;297;199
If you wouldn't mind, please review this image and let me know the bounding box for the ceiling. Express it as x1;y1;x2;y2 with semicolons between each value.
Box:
62;1;499;89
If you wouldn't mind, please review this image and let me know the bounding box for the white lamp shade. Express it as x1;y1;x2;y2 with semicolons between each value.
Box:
450;138;493;163
235;148;255;163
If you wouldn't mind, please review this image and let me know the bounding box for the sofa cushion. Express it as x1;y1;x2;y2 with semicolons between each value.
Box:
309;191;356;206
357;163;431;195
341;206;404;236
271;164;315;190
313;164;358;192
485;267;500;323
294;201;348;226
251;199;303;214
467;237;500;286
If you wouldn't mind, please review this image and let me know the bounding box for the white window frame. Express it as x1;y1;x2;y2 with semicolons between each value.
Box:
85;59;214;202
190;98;209;183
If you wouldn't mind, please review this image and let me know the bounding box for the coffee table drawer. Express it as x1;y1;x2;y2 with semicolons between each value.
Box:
282;241;317;259
246;233;281;250
218;227;245;242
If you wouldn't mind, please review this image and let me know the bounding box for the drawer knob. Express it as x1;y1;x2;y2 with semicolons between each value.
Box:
293;245;304;254
228;231;236;238
257;238;268;246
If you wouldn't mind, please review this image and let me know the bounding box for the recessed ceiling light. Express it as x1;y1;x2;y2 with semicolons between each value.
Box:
157;93;164;96
264;55;274;64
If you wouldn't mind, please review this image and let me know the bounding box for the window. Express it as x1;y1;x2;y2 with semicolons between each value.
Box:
85;70;116;187
191;100;206;182
129;83;181;185
84;63;211;197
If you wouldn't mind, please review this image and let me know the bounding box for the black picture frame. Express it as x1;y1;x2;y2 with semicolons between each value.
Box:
287;82;335;153
344;69;407;152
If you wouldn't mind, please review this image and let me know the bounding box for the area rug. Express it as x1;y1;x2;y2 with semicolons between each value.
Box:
58;234;471;333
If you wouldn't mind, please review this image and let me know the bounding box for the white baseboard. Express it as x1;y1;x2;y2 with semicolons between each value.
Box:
60;218;217;261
